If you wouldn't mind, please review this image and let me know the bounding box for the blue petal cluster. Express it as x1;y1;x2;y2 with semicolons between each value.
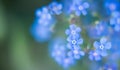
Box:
30;0;120;69
66;0;89;16
31;23;52;42
88;21;109;39
51;39;74;68
65;24;84;59
104;0;120;15
89;37;111;61
110;12;120;32
94;37;111;55
31;7;55;42
48;2;63;15
35;7;54;26
89;51;102;61
31;2;63;42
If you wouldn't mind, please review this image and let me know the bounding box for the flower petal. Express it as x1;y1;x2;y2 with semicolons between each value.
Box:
70;24;76;30
100;37;107;44
101;51;107;56
78;38;83;44
105;42;112;49
76;27;81;32
93;41;101;49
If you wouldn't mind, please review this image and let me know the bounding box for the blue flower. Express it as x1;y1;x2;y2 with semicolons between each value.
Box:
104;0;120;14
71;2;89;16
30;23;52;42
68;47;85;59
65;24;81;36
51;38;75;68
31;7;55;42
102;64;118;70
64;0;89;16
48;2;63;15
110;12;120;32
66;24;83;45
51;44;66;64
65;24;84;60
95;22;109;37
94;37;111;56
66;24;83;47
67;35;83;45
89;50;102;61
88;21;109;39
35;7;54;26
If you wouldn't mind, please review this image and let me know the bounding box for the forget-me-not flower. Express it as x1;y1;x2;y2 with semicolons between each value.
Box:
94;37;111;56
68;46;85;59
31;23;52;42
64;0;89;16
65;24;83;48
89;50;102;61
31;7;55;42
104;0;120;14
35;7;54;26
88;21;109;39
48;2;63;15
51;38;75;68
65;24;84;60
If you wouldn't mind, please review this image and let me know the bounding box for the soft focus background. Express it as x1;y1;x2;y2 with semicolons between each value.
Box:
0;0;120;70
0;0;64;70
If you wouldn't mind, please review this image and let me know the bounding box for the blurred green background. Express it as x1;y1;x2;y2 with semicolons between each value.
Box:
0;0;65;70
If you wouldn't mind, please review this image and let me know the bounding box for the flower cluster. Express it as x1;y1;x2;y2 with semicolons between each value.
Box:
88;21;109;39
65;24;84;59
35;7;54;26
31;2;62;42
30;0;120;69
31;7;54;42
51;39;74;68
89;37;111;61
66;0;89;16
89;50;102;61
48;2;62;15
